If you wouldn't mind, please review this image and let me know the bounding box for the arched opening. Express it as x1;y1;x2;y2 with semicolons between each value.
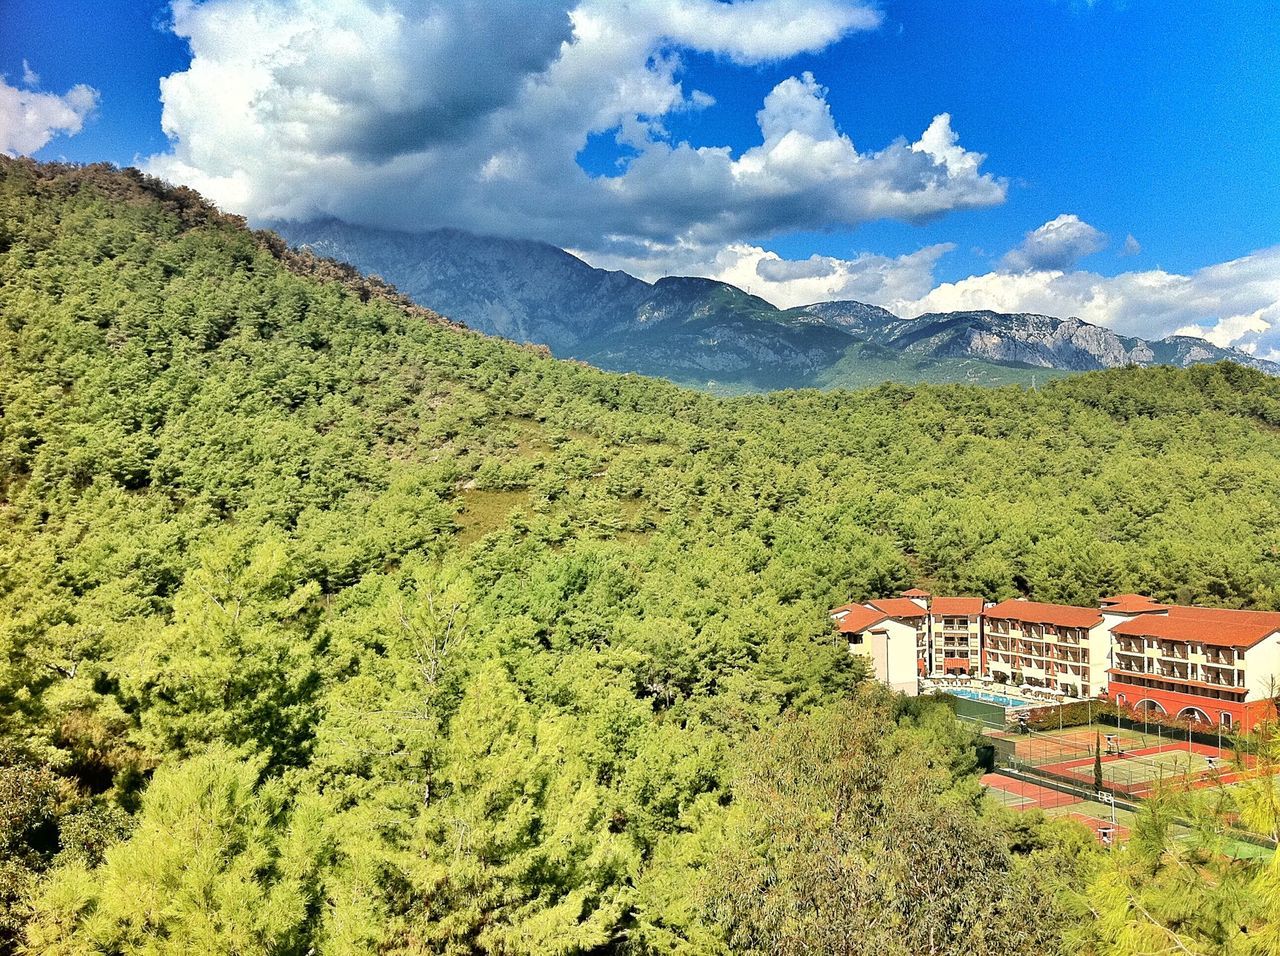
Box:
1134;698;1167;716
1177;706;1211;724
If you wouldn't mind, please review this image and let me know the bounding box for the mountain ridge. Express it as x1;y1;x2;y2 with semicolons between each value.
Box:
270;220;1278;388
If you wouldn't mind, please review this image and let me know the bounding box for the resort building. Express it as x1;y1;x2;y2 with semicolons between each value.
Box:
981;599;1109;699
929;597;985;676
831;601;921;697
837;586;1280;727
1105;603;1280;728
832;587;1280;726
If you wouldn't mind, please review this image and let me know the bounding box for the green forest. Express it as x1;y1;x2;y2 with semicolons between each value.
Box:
4;157;1280;954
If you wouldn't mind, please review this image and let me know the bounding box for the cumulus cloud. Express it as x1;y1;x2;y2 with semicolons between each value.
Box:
0;73;98;156
146;0;1005;261
1001;213;1107;272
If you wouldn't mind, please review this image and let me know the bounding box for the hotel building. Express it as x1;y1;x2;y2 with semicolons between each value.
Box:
1104;602;1280;729
929;597;985;676
832;589;1280;727
831;598;924;697
982;599;1110;699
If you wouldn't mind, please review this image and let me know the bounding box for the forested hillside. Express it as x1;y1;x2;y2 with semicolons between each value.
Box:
6;158;1280;953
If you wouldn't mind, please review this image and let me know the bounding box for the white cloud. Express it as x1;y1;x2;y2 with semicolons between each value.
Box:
586;241;956;311
146;0;1005;260
21;60;39;88
744;243;957;310
1001;213;1107;272
0;74;98;156
1122;233;1141;256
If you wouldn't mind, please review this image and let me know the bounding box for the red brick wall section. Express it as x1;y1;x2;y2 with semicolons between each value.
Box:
1107;680;1278;728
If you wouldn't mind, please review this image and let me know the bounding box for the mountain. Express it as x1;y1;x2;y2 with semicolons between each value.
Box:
803;303;1280;375
270;220;865;389
265;221;649;350
576;276;858;389
272;220;1279;388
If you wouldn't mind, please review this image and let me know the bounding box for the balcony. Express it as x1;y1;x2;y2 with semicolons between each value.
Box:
1202;676;1240;689
1108;668;1246;696
1202;661;1242;680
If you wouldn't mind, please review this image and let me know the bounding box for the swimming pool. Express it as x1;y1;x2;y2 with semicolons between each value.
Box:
943;687;1038;708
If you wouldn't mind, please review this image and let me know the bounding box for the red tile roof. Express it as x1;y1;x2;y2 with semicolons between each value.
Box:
1104;599;1169;614
1100;593;1169;614
932;597;985;616
901;588;932;597
983;599;1102;629
1111;606;1280;649
1101;593;1154;604
832;605;890;635
867;597;929;619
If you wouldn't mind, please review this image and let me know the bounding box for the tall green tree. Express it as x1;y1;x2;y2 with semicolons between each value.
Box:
703;688;1069;956
24;747;331;955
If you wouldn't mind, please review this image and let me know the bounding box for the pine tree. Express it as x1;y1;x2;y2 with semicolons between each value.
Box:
1094;732;1104;792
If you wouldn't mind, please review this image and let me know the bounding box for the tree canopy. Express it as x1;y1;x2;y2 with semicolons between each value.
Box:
5;157;1280;953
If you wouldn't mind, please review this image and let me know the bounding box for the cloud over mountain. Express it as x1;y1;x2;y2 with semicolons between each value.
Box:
145;0;1005;262
1001;214;1107;272
718;223;1280;361
903;246;1280;358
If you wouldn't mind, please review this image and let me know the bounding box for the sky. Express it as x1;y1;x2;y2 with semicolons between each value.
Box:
3;0;1280;355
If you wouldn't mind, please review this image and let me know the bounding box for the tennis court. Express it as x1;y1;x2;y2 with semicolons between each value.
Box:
981;772;1133;844
990;724;1249;797
981;772;1082;811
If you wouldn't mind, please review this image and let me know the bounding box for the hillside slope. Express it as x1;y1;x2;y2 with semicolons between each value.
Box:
8;159;1280;952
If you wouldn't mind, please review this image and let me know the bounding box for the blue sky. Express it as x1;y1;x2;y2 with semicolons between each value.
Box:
4;0;1280;351
636;0;1280;283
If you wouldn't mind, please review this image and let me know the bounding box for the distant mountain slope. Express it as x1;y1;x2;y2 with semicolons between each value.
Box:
803;303;1280;375
269;220;649;350
273;220;1279;388
811;342;1070;391
271;220;869;387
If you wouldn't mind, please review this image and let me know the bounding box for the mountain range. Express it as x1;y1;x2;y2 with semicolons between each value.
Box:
270;220;1278;390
